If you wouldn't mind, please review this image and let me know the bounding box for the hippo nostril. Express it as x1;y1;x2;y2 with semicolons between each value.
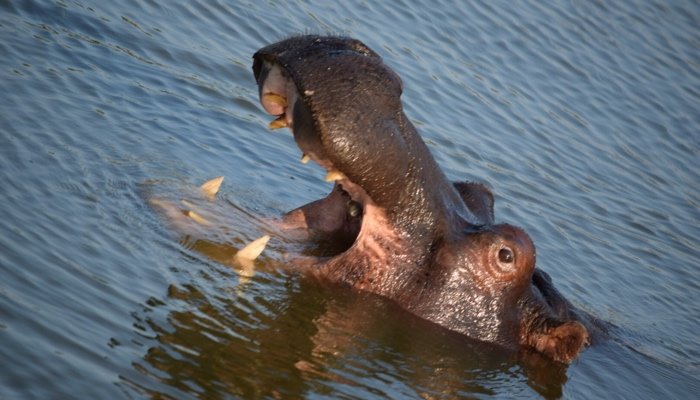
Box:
348;201;362;218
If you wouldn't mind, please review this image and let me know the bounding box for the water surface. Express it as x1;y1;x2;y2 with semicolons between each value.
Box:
1;0;699;398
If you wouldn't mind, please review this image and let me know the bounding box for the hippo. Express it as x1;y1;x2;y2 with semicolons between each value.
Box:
251;35;597;363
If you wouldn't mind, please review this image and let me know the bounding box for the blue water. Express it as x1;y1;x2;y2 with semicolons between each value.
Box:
1;0;698;398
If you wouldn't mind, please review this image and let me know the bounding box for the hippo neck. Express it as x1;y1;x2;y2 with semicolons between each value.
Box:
397;112;475;233
357;111;475;241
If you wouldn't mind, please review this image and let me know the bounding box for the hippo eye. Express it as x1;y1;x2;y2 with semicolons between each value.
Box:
498;247;514;264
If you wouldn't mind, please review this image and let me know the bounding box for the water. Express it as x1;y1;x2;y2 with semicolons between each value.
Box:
1;0;698;398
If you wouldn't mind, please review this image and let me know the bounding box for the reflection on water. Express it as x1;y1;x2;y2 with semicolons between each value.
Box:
124;267;571;399
1;0;699;398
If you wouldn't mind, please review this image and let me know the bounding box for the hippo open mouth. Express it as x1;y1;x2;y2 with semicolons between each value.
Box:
251;36;596;363
255;60;408;263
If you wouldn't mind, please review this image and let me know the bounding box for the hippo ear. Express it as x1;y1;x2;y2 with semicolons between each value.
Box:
528;321;589;364
453;181;495;225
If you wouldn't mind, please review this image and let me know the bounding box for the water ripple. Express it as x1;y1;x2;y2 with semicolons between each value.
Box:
1;0;699;398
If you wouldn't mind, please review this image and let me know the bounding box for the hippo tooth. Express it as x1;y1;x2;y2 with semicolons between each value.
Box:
200;176;224;199
268;115;288;130
233;235;270;285
184;210;210;225
325;170;347;182
262;93;287;108
235;235;270;261
301;154;311;164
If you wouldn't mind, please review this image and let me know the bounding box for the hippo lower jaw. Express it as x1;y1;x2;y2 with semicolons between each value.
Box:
251;36;595;363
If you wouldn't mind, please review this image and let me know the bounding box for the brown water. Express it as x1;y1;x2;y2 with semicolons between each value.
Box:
1;0;699;398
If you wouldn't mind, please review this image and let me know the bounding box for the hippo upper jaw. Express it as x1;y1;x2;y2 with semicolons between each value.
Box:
253;36;475;241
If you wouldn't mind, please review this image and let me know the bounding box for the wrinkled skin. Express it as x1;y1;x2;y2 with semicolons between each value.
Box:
252;35;599;363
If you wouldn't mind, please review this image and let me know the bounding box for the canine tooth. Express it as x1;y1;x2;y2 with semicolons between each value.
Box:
200;176;224;199
235;235;270;261
262;93;287;107
325;170;347;182
268;116;288;130
185;210;209;225
230;235;270;286
301;154;310;164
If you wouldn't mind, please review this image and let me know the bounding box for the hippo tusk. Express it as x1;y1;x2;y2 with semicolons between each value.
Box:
232;235;270;283
234;235;270;262
200;176;224;199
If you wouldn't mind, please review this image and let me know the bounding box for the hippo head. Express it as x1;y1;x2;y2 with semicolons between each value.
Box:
252;36;591;363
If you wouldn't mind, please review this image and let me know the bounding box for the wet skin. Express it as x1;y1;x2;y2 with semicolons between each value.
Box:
253;35;600;363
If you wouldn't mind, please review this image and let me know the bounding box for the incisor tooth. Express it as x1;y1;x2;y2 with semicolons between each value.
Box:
268;116;288;130
325;170;347;182
301;154;310;164
262;93;287;107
